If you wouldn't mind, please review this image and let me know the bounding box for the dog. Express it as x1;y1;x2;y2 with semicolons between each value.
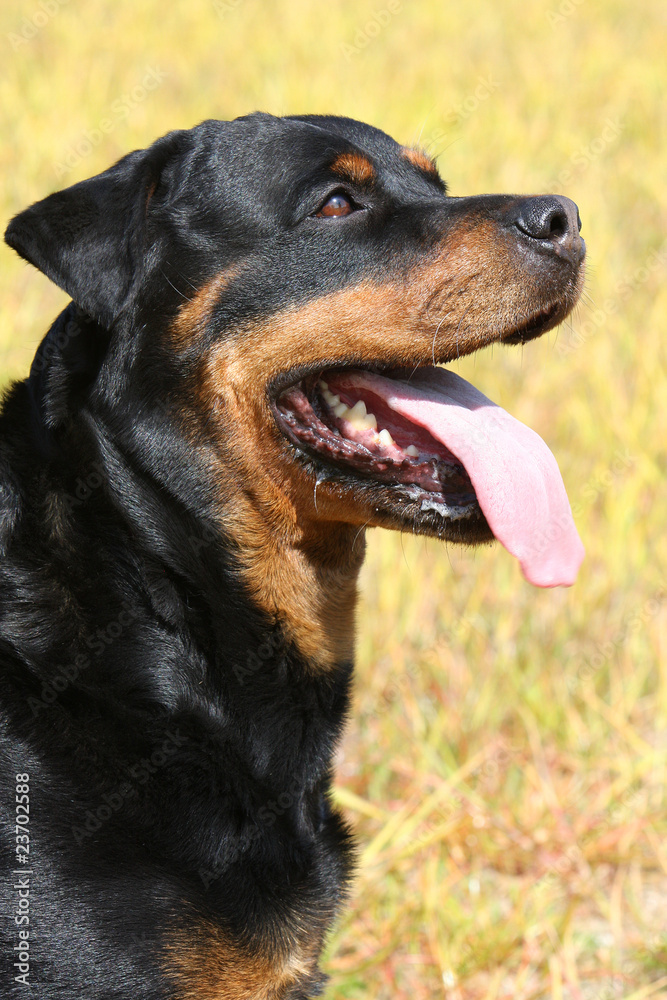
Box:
0;114;585;998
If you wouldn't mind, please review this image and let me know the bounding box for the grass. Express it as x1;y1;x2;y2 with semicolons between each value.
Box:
1;0;666;996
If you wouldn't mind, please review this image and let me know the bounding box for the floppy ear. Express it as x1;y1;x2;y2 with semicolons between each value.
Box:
4;133;186;328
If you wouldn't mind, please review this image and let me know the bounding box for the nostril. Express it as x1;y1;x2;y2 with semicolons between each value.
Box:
546;208;567;239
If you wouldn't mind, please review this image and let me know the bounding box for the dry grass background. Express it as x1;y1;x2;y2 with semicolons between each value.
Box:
1;0;666;997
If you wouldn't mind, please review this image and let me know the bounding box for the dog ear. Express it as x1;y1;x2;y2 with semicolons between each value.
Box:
4;133;186;328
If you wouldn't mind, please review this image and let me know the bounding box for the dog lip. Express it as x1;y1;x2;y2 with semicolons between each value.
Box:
268;361;394;400
500;301;565;345
271;371;480;516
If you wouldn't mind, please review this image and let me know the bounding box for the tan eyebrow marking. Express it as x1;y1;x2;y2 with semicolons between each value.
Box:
330;151;376;186
401;146;440;178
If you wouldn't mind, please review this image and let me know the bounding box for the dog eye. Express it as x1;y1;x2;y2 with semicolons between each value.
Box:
315;193;354;218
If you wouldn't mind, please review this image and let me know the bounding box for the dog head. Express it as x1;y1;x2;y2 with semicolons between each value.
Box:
5;114;585;662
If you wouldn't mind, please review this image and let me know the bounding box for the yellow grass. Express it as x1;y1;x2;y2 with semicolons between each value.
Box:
1;0;665;996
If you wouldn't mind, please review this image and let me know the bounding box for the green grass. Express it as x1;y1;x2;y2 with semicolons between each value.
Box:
2;0;666;996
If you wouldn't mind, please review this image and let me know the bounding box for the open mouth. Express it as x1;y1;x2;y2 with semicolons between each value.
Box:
274;364;585;589
275;370;478;517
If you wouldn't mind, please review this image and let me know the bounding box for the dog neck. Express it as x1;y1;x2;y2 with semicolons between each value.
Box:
224;501;366;672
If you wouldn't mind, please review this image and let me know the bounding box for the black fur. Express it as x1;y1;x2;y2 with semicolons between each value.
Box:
0;113;584;998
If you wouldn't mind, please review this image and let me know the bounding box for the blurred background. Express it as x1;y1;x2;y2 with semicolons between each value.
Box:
1;1;665;996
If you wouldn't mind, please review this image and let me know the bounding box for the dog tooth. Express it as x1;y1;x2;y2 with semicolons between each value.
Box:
323;389;340;407
348;410;378;432
348;400;367;419
378;428;395;448
406;445;419;457
319;379;328;390
334;402;349;418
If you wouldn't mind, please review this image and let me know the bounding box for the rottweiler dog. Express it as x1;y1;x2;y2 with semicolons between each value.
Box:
0;114;585;998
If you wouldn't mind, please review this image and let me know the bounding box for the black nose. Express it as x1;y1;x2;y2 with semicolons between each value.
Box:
513;195;584;265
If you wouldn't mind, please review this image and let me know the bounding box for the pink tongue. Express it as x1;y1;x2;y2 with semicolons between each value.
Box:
333;368;584;588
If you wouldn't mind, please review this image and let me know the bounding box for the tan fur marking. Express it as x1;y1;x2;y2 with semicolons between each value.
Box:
188;213;581;670
402;146;440;178
168;270;238;347
226;509;363;669
330;151;376;187
195;345;367;668
164;919;321;1000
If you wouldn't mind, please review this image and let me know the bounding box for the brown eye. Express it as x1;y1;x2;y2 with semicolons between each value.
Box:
316;193;354;218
